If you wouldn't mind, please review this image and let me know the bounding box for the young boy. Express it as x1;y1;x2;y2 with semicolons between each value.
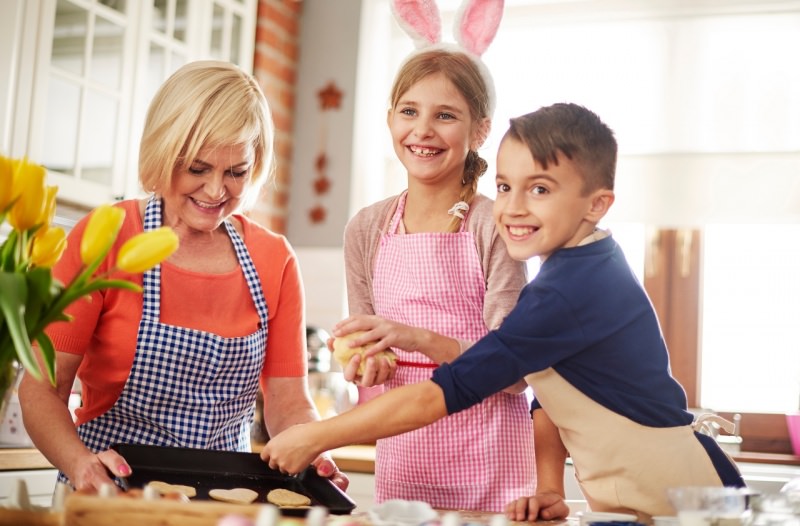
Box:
261;103;744;522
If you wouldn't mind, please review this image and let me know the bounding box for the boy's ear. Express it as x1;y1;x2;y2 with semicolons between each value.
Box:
585;189;615;222
471;118;491;150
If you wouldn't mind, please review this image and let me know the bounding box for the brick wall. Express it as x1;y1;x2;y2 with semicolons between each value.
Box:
250;0;303;234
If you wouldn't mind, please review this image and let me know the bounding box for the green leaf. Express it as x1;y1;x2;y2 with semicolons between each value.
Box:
0;271;40;380
26;267;57;301
33;332;56;386
0;230;18;271
23;268;52;333
79;279;142;295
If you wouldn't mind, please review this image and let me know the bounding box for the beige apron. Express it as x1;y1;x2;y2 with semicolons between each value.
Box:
526;368;733;521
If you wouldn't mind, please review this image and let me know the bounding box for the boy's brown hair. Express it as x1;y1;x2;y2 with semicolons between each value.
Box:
504;103;617;194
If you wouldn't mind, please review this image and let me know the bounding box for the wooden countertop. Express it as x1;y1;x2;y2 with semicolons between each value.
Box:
2;444;797;474
0;496;552;526
0;448;55;471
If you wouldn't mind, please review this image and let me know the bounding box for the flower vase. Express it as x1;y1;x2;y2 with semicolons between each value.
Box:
0;360;24;441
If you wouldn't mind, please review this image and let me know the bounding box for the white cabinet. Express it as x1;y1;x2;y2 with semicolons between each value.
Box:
1;0;257;209
0;469;58;508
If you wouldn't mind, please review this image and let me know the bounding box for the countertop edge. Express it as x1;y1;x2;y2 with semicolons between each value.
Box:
2;446;798;473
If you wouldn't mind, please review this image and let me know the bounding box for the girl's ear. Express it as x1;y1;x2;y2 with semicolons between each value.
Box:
471;118;491;150
585;189;615;223
390;0;442;48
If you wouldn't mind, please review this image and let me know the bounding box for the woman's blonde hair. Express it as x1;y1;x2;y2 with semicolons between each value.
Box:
389;49;491;232
138;60;275;211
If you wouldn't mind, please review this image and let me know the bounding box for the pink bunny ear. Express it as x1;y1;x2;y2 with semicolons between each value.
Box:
454;0;504;56
390;0;442;48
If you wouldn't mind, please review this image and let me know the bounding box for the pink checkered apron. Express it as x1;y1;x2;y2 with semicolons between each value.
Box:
372;192;535;512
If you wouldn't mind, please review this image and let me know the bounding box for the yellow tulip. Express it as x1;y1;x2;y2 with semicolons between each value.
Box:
116;227;179;274
8;158;46;232
29;226;67;268
80;204;126;266
37;186;59;229
0;155;20;212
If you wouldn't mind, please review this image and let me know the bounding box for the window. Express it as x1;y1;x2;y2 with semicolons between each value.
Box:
354;0;800;453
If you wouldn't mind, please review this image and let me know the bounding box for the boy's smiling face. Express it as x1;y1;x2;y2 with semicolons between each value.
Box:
493;137;614;262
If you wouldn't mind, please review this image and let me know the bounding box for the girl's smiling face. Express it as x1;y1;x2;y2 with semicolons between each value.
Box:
387;72;487;186
162;144;253;234
493;137;613;261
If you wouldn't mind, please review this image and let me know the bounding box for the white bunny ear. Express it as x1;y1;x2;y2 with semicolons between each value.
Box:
390;0;442;48
454;0;504;56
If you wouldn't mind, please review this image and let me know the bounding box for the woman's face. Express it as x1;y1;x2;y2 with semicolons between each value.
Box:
161;144;254;234
387;72;484;186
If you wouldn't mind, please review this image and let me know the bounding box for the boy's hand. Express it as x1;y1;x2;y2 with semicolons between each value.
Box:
505;492;570;522
260;423;322;475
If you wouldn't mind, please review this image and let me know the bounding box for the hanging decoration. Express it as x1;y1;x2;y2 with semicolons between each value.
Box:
309;81;343;225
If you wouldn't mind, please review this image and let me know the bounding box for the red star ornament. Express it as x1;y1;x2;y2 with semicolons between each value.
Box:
318;81;343;110
309;205;327;224
315;153;328;174
313;175;331;195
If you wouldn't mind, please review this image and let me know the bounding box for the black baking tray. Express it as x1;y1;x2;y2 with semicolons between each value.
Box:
110;443;356;515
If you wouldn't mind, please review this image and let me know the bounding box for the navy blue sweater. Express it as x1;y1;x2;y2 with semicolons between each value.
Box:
432;235;694;428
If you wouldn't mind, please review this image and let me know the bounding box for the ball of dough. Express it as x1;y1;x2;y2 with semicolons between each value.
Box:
332;331;396;375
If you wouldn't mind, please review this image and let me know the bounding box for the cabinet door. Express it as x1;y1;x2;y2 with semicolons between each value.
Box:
35;0;136;206
17;0;255;209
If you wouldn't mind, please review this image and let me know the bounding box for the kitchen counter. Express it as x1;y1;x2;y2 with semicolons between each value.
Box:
0;495;555;526
2;445;798;473
0;449;54;471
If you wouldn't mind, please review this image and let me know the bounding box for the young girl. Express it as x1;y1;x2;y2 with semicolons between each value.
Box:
328;1;536;512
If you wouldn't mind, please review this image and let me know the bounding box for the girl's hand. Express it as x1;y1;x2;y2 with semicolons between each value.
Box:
334;315;417;355
504;492;570;522
333;315;407;385
67;449;132;493
342;351;396;386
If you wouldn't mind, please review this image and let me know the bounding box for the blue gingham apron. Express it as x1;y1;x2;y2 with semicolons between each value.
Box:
58;196;268;485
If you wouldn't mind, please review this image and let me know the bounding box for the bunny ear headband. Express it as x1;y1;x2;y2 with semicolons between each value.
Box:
390;0;505;116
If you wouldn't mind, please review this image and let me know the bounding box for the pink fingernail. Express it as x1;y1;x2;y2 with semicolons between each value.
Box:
118;465;130;476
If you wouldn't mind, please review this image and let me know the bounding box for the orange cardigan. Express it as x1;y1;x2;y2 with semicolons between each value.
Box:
47;200;307;425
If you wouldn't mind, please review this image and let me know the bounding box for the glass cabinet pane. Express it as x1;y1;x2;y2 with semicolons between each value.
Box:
81;90;117;186
42;77;80;176
103;0;127;15
231;12;243;64
90;14;125;90
174;0;188;42
52;0;88;77
211;4;226;60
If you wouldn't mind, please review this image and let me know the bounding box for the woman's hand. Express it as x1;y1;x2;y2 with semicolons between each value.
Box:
312;455;349;491
504;491;570;522
66;449;132;493
260;423;323;475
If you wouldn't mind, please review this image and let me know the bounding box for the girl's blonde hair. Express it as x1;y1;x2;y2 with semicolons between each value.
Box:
138;60;275;211
390;49;490;232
